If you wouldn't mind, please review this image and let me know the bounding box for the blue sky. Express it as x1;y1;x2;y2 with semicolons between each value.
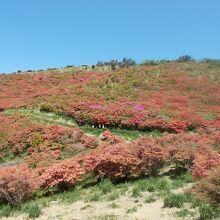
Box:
0;0;220;73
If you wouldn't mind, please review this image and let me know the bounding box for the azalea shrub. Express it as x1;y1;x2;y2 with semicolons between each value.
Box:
131;137;168;176
191;165;220;206
191;147;220;179
156;132;220;169
83;138;168;181
100;130;123;144
0;165;37;207
39;159;85;190
24;150;62;168
92;144;141;181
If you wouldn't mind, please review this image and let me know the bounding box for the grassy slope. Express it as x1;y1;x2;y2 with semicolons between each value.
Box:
1;171;219;219
0;62;220;219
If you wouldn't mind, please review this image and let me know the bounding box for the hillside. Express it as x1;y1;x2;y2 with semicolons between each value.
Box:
0;61;220;220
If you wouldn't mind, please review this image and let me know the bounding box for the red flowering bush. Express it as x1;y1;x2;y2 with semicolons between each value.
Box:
80;135;98;148
39;159;85;190
132;137;169;176
100;130;122;144
156;133;218;170
191;165;220;205
0;164;37;207
83;155;100;172
168;145;195;169
191;147;220;179
93;144;141;181
167;120;187;133
24;150;61;168
83;137;168;180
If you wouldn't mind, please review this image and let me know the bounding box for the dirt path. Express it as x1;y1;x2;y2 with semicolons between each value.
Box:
0;160;20;169
1;185;198;220
1;198;196;220
37;200;177;220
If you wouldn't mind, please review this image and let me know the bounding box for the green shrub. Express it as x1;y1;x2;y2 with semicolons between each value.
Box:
176;208;196;218
108;191;119;201
98;179;113;194
204;113;217;121
86;192;102;202
80;204;92;210
163;193;191;208
0;132;7;143
154;178;171;191
172;172;192;189
132;186;142;198
40;103;54;112
144;194;157;203
199;203;220;220
126;206;137;213
109;202;119;209
32;133;43;147
23;203;41;218
133;177;171;193
0;204;13;217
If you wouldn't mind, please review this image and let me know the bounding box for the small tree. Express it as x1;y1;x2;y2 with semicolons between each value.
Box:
177;55;193;62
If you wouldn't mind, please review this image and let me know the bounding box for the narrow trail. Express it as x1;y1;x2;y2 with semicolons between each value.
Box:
0;160;20;169
4;108;77;128
4;108;163;140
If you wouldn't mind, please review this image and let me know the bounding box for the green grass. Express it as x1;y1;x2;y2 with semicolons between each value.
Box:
176;208;196;218
204;113;217;121
109;127;163;140
85;191;102;202
126;206;137;213
0;131;7;144
132;186;143;198
88;214;117;220
0;204;14;217
131;177;171;198
58;189;83;203
80;204;92;210
171;172;192;189
0;175;216;219
144;194;157;203
0;170;211;219
22;202;41;218
4;108;76;127
109;202;119;209
163;192;192;208
199;204;220;220
0;202;42;219
107;191;120;201
98;179;114;194
77;173;98;189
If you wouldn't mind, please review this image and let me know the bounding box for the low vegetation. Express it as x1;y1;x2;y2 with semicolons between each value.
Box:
0;60;220;219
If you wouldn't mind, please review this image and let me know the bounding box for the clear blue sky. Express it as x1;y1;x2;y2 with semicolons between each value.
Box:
1;0;220;73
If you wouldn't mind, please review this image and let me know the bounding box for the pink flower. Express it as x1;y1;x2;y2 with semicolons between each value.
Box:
134;104;144;111
89;104;103;109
